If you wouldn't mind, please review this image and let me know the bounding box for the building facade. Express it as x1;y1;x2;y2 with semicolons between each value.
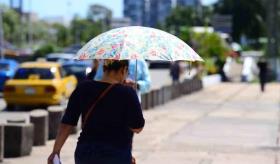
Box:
177;0;201;7
111;17;132;29
124;0;146;26
149;0;172;27
87;4;112;31
123;0;202;27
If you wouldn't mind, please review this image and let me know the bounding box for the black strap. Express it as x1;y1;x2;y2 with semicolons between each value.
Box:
82;84;115;129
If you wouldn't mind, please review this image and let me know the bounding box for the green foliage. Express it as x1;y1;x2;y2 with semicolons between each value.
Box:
52;23;71;47
214;0;266;41
193;32;229;60
32;21;53;43
0;4;105;50
164;6;213;34
70;18;102;44
179;27;191;43
165;6;200;35
33;44;57;58
192;32;230;74
203;58;218;74
1;5;21;44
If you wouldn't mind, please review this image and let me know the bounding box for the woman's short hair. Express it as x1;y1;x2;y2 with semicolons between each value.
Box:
103;59;129;72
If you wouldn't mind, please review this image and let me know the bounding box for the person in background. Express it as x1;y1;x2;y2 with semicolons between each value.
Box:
170;61;181;84
48;60;145;164
257;58;268;92
95;59;151;98
86;59;99;80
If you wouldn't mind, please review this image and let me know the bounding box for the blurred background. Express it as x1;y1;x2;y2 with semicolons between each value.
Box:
0;0;278;83
0;0;279;81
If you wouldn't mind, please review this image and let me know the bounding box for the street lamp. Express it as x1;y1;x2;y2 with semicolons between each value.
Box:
0;8;4;59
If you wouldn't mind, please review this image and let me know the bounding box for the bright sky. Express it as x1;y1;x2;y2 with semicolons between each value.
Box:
1;0;218;19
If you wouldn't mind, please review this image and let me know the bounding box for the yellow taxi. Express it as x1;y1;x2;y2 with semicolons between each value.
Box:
3;62;77;109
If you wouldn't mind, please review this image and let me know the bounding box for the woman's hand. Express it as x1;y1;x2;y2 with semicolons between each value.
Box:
123;79;139;90
48;123;73;164
47;152;60;164
131;127;143;134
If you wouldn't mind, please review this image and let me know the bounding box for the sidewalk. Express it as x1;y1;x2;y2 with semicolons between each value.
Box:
3;83;280;164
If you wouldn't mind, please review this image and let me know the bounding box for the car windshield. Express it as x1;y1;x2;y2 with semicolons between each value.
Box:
14;68;55;79
0;63;10;71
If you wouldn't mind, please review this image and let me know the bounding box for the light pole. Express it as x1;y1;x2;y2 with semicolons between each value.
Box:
0;8;4;59
266;0;279;80
28;0;33;47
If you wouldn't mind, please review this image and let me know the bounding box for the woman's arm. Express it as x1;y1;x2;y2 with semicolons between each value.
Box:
47;123;74;164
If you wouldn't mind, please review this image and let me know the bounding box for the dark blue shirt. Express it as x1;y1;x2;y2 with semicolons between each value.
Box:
61;80;145;149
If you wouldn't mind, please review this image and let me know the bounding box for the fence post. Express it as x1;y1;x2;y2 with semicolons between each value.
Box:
30;109;48;146
4;123;34;157
48;106;64;140
0;124;3;162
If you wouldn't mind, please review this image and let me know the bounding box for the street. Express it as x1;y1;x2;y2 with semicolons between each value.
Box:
2;83;279;164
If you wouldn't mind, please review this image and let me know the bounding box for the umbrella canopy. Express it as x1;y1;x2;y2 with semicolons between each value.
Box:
76;26;203;62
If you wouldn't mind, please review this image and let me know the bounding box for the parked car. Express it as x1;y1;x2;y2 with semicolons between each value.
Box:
62;60;92;83
63;44;83;54
3;62;77;109
0;59;19;91
46;53;75;63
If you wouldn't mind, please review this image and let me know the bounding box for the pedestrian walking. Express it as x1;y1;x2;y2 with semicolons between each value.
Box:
257;58;268;92
48;60;145;164
170;61;181;84
95;59;151;100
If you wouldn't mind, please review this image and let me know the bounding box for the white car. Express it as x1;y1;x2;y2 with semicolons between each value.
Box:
46;53;75;63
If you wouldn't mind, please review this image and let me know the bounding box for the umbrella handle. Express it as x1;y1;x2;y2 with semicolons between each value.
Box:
135;59;138;90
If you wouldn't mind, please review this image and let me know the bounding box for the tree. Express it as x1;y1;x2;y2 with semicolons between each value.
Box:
165;6;200;34
87;4;112;32
193;32;229;60
1;4;54;48
193;32;230;74
70;17;102;44
1;5;21;45
33;43;56;58
164;6;213;38
31;21;53;44
52;23;71;47
214;0;266;42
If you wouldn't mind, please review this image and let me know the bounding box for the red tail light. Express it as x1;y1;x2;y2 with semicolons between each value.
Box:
4;86;15;92
45;86;56;93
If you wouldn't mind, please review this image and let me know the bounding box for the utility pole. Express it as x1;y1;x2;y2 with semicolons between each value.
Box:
28;0;33;47
0;8;4;59
266;0;279;80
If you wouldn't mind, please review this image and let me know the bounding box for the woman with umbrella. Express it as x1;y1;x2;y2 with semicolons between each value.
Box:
48;26;203;164
48;59;144;164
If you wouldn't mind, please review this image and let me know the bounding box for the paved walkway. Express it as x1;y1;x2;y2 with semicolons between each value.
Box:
3;83;280;164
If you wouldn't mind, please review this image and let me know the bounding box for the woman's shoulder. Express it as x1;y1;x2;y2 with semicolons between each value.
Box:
113;84;136;95
76;80;105;91
77;80;95;87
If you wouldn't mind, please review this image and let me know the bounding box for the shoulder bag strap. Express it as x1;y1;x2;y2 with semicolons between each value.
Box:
82;84;115;129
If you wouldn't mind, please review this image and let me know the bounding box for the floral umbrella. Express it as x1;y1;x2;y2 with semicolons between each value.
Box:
75;26;203;62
